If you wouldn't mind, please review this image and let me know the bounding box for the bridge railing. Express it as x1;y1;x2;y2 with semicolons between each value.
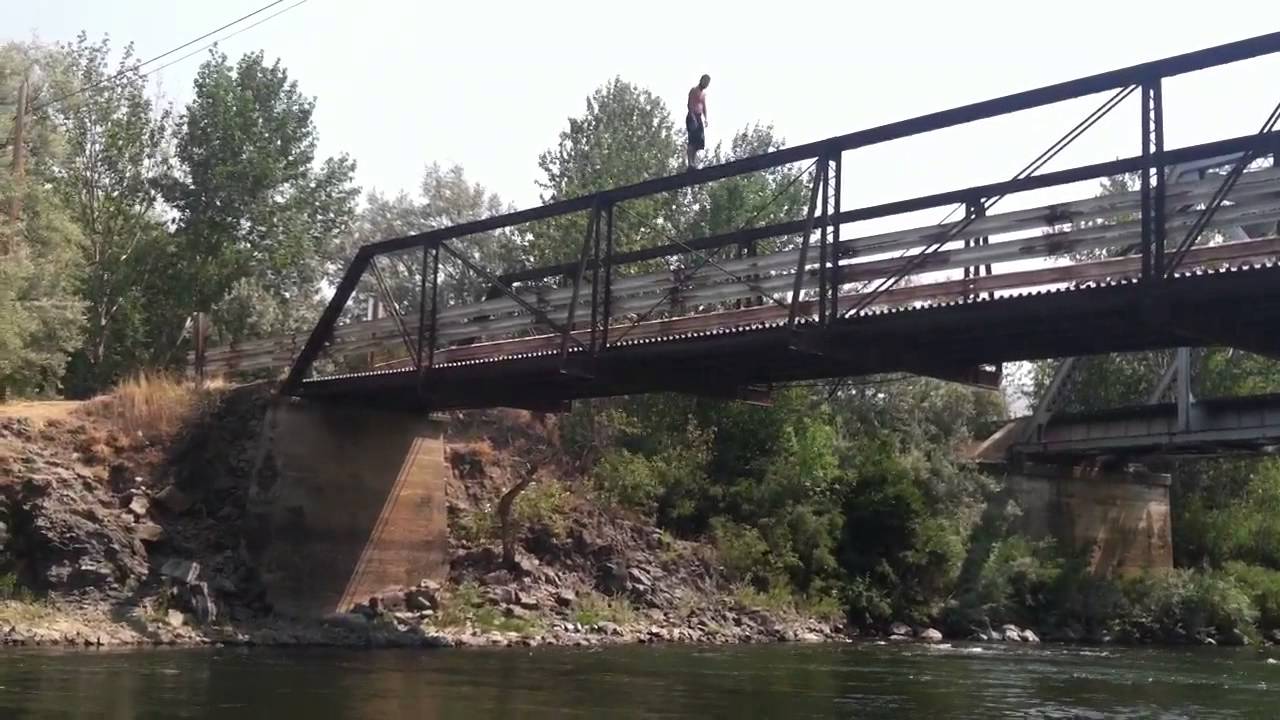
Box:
240;33;1280;393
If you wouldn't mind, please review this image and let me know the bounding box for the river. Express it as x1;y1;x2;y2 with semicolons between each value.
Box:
0;642;1275;718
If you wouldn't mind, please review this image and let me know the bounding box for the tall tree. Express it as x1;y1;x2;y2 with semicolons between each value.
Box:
48;34;173;395
0;41;84;399
165;50;358;344
343;163;527;316
532;78;683;269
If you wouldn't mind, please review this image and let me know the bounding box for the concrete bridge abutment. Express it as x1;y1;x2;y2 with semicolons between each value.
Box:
999;463;1173;575
244;397;449;617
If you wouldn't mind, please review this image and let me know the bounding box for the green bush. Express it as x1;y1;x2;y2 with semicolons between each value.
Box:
452;506;498;545
514;479;570;537
0;572;33;602
1116;570;1257;643
594;449;665;513
842;574;893;626
947;535;1063;632
710;517;773;585
1224;561;1280;631
573;592;634;627
1176;461;1280;568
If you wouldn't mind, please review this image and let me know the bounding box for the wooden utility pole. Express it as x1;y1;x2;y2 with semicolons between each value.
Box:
5;71;29;252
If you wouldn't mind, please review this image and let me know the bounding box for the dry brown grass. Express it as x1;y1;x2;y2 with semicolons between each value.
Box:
81;372;224;445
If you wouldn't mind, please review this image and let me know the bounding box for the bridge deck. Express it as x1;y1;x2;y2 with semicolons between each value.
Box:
296;260;1280;411
186;33;1280;416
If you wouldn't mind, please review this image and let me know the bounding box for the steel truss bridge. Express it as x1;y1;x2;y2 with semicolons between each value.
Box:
196;32;1280;459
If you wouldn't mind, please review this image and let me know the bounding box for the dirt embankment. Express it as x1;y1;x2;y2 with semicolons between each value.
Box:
0;387;846;649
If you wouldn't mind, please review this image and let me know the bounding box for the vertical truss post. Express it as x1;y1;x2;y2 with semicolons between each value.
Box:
590;203;605;352
787;157;828;331
601;204;614;349
1139;78;1166;281
830;152;842;320
416;244;428;369
426;244;441;368
1174;346;1194;433
1149;347;1196;433
964;199;989;300
818;154;831;325
561;203;602;362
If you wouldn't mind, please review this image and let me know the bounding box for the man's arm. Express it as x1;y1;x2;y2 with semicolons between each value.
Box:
702;94;708;126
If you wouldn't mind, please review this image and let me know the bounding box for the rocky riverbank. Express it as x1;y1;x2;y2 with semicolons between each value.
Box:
0;388;855;649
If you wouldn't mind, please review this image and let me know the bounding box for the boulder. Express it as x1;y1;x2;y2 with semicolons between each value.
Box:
369;587;408;613
888;634;912;642
554;588;577;608
919;628;944;643
1267;658;1278;665
1225;629;1251;647
159;559;201;584
179;581;218;625
406;583;441;612
597;621;622;636
1004;628;1023;642
504;606;533;621
511;553;540;577
154;485;196;514
165;609;186;628
1020;628;1041;644
422;632;451;648
596;560;629;596
889;621;913;637
482;570;512;587
490;586;518;606
133;522;165;543
322;612;370;630
126;494;150;518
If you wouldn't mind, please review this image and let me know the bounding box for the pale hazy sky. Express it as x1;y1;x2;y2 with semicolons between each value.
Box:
10;0;1280;223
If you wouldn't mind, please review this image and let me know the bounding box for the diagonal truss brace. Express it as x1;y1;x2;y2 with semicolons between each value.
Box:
437;241;586;350
368;256;418;361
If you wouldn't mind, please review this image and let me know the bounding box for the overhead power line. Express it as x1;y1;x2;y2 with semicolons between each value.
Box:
34;0;306;111
137;0;311;82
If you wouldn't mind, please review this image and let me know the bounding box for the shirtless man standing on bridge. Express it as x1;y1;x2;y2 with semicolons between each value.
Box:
686;74;710;170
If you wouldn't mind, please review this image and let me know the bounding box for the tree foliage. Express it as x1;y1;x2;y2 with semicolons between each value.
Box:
165;50;358;344
0;41;84;398
48;34;173;395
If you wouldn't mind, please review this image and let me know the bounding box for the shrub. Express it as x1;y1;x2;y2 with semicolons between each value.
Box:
513;479;569;537
842;574;893;627
1116;570;1257;643
452;506;498;545
573;591;634;627
594;449;664;513
710;517;773;585
0;572;33;602
1224;561;1280;631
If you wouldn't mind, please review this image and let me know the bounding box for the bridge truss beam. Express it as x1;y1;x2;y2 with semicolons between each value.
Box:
270;33;1280;407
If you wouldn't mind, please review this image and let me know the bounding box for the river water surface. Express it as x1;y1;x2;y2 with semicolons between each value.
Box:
0;642;1276;718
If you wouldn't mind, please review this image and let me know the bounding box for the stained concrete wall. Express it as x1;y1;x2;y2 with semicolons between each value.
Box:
1005;465;1172;575
245;398;448;617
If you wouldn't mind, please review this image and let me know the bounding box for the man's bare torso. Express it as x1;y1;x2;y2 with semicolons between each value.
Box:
688;86;705;120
